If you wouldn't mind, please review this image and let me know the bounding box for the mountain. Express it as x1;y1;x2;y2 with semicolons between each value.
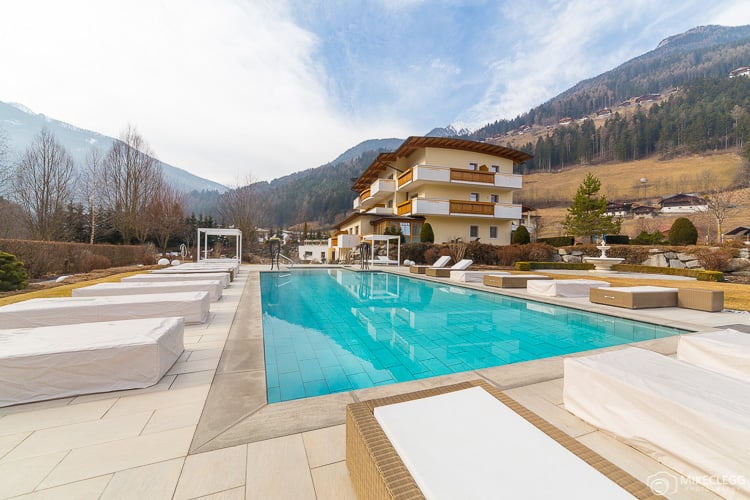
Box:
468;24;750;140
426;124;473;137
0;101;228;193
329;138;404;164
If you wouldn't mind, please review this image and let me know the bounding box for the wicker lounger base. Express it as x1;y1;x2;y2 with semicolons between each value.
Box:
589;287;677;309
483;274;551;288
345;380;659;500
424;268;452;277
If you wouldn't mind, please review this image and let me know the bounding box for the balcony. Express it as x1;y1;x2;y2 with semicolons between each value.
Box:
396;165;522;190
353;178;396;210
397;199;521;219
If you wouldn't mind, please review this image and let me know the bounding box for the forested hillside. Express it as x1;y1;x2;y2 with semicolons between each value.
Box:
517;77;750;173
468;25;750;140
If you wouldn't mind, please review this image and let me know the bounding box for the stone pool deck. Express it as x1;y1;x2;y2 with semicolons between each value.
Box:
1;264;746;499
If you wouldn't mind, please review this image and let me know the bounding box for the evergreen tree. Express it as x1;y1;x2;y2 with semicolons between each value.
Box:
562;173;621;242
420;222;434;243
512;225;530;244
668;217;698;245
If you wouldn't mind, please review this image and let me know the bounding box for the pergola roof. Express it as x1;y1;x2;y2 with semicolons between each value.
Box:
352;136;532;192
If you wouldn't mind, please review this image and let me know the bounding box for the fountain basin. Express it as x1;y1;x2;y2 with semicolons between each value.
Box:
583;256;624;272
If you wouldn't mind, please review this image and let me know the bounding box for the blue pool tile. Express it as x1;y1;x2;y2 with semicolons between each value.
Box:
348;372;374;389
276;353;299;374
267;386;280;403
299;359;324;382
303;380;331;398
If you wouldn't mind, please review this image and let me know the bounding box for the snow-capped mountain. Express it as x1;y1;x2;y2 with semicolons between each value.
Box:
425;123;473;138
0;101;227;193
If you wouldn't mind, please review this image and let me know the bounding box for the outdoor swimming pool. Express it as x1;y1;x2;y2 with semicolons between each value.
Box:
261;269;688;403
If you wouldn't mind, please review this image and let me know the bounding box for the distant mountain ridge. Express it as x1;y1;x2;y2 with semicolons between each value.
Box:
0;101;228;193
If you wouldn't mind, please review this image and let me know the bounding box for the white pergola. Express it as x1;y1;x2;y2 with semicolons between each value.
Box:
196;228;243;262
362;234;400;265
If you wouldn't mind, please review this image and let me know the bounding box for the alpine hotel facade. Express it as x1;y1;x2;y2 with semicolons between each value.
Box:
333;136;532;255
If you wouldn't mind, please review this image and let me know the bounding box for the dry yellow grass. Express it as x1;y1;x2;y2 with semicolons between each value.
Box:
0;271;148;306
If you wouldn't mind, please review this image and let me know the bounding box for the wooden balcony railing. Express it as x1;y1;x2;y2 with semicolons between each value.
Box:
359;188;371;200
450;169;495;184
396;200;412;216
449;200;494;215
331;237;338;246
397;169;413;188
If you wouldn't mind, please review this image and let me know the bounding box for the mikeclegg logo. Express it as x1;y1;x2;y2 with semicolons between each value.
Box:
648;471;679;495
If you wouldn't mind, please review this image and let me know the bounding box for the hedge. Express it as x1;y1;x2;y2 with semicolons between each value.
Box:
538;236;575;247
603;234;629;245
611;264;724;282
515;261;595;271
0;239;157;279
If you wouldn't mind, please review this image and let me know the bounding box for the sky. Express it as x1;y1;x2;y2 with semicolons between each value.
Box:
2;0;750;186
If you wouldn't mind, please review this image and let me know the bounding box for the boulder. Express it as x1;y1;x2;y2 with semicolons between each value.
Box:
685;260;703;269
562;254;582;263
643;253;668;267
669;259;685;269
726;258;750;272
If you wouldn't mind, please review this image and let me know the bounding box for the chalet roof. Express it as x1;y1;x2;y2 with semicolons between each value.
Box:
658;193;706;206
632;205;656;213
352;136;532;192
725;226;750;236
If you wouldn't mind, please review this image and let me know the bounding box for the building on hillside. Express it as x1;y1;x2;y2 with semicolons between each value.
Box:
604;202;632;217
512;206;541;239
329;136;532;261
635;93;660;104
595;108;612;118
558;117;573;125
631;205;657;218
658;193;708;214
297;239;329;263
729;66;750;78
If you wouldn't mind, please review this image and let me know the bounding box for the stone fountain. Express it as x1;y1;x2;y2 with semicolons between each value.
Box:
583;240;624;272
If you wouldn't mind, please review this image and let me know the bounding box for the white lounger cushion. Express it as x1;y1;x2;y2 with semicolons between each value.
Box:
72;280;223;301
122;272;230;288
151;267;234;280
449;270;508;282
527;279;610;297
0;292;210;328
430;255;451;268
450;259;473;270
374;387;633;499
564;347;750;498
677;329;750;383
0;317;184;407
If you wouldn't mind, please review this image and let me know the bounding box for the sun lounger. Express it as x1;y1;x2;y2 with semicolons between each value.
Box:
409;255;451;274
589;286;677;309
0;317;184;407
677;329;750;382
371;255;399;265
564;347;750;499
527;279;609;297
121;272;230;288
449;270;509;283
677;288;724;312
346;380;654;500
425;259;473;277
72;280;223;301
483;274;551;288
0;291;210;328
152;265;235;281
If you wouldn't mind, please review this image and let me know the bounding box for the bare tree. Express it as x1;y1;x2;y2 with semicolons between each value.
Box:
702;177;743;243
148;184;186;252
12;128;77;240
217;175;257;255
0;127;12;198
81;147;104;244
102;126;164;244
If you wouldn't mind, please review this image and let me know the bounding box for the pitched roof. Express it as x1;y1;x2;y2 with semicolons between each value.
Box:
352;136;532;192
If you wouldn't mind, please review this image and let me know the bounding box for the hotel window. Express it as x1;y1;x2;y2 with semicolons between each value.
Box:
489;226;498;239
491;165;499;172
490;194;498;203
387;200;393;208
470;193;479;202
469;162;478;171
470;225;479;238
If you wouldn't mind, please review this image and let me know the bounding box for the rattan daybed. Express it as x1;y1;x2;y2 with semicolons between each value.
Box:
346;380;659;499
589;286;678;309
482;274;551;288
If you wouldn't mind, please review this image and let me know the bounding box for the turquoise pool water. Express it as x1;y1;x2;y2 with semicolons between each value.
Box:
261;269;687;403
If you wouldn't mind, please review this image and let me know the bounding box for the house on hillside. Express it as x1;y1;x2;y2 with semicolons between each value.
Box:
604;202;632;217
595;108;612;118
329;136;532;260
658;193;708;214
632;205;657;218
729;66;750;78
724;225;750;241
635;94;660;104
558;117;573;125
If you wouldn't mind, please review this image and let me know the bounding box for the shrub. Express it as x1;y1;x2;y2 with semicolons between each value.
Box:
512;225;530;244
79;253;112;273
515;261;594;271
465;241;499;265
604;234;629;245
420;222;434;243
538;236;575;247
632;230;666;245
401;242;431;264
523;242;555;262
694;247;734;272
497;245;524;266
0;252;28;291
668;218;698;245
